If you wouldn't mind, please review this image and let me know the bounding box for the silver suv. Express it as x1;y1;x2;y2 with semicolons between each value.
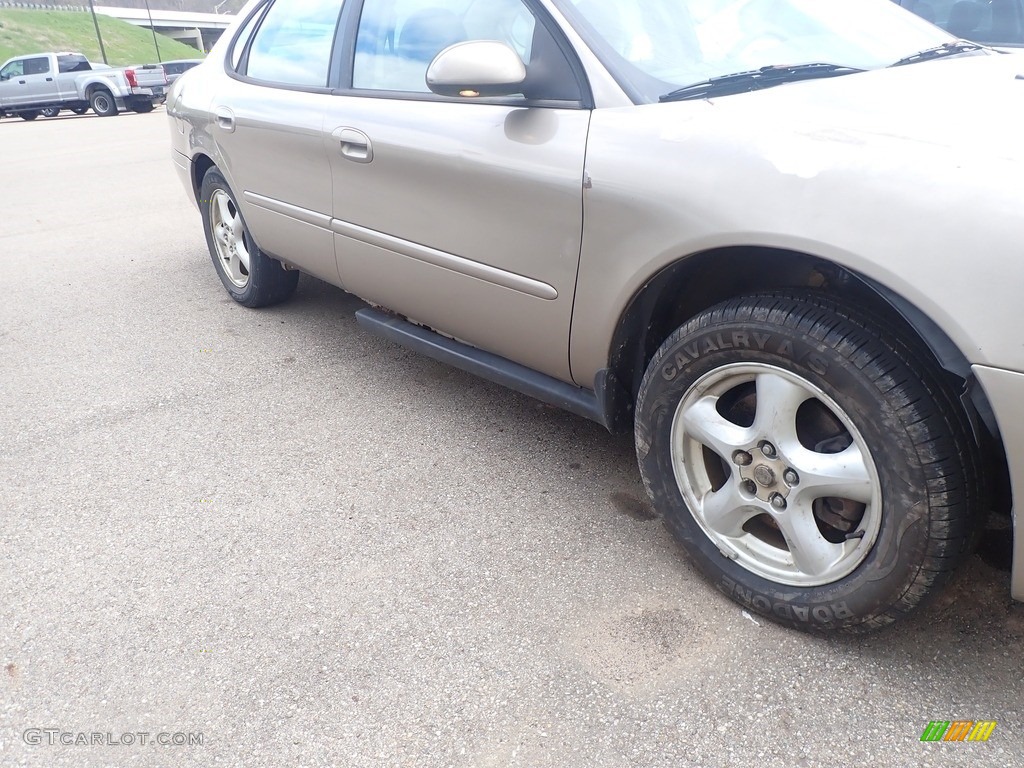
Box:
168;0;1024;634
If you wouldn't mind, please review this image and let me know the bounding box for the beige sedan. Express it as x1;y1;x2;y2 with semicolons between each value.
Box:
168;0;1024;634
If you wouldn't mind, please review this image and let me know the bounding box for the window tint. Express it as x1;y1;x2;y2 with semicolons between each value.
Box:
901;0;1024;45
22;57;50;76
354;0;537;92
0;60;24;78
245;0;344;87
57;54;91;73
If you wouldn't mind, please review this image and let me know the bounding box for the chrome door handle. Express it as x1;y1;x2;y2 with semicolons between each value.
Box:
214;106;235;132
332;127;373;164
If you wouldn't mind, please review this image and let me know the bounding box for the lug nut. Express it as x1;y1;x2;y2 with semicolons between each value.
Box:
784;469;800;486
760;441;777;458
733;450;753;467
769;493;787;511
741;480;757;496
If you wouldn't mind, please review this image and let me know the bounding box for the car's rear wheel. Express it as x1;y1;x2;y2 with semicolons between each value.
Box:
132;102;155;114
19;111;39;121
89;89;117;117
199;168;299;308
634;292;983;634
71;107;87;115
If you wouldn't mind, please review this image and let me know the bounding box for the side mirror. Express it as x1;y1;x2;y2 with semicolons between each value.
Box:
426;41;526;98
0;74;8;81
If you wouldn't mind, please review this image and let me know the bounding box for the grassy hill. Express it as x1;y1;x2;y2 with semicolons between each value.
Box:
0;9;205;65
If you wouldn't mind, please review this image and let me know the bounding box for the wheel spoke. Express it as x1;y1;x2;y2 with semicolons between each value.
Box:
215;194;233;228
681;395;754;461
235;239;251;272
228;252;244;280
775;503;847;578
751;372;809;454
698;483;759;539
792;443;873;504
231;215;250;272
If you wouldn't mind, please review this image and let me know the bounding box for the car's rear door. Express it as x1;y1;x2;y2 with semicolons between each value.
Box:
54;54;92;100
324;0;592;381
208;0;345;285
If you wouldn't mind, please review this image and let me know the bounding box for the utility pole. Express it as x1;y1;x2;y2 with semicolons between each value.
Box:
143;0;162;62
86;0;108;65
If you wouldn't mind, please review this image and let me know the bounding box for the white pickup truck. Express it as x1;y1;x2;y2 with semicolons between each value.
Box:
0;51;166;120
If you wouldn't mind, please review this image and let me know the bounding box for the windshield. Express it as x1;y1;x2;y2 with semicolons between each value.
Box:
899;0;1024;47
552;0;955;102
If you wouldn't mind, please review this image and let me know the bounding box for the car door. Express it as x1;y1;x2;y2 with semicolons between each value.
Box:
0;58;23;108
19;56;58;105
54;53;92;100
325;0;592;381
0;56;58;108
208;0;345;285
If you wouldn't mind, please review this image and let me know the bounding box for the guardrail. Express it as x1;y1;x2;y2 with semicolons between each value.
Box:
0;2;87;9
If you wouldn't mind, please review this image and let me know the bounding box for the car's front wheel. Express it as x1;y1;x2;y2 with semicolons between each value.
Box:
635;292;983;634
199;168;299;308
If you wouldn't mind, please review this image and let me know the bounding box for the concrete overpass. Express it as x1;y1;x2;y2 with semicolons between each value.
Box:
94;5;235;52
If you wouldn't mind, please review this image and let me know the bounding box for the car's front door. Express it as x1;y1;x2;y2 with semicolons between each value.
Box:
325;0;592;381
0;56;58;108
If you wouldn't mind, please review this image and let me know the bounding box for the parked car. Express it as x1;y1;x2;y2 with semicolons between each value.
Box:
168;0;1024;634
0;52;166;119
161;58;204;85
896;0;1024;46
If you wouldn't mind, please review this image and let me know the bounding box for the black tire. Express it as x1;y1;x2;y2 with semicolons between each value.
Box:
40;107;60;118
634;292;983;634
71;107;88;115
132;102;155;114
89;89;118;117
20;111;39;121
199;168;299;308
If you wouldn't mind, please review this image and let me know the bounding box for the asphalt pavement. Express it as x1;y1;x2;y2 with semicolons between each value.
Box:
1;110;1023;768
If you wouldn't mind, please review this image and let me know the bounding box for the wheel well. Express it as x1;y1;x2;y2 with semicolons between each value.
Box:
607;245;1010;511
191;154;215;204
85;85;110;99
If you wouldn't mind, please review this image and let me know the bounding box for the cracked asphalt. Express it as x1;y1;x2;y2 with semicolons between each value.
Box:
2;111;1023;768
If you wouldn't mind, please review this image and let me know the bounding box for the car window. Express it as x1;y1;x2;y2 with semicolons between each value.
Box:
22;57;50;76
900;0;1024;45
353;0;537;92
231;5;268;71
57;54;91;73
0;60;24;79
244;0;345;87
552;0;949;103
